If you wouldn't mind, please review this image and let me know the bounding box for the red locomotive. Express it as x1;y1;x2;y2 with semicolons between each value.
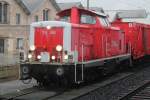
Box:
20;7;150;86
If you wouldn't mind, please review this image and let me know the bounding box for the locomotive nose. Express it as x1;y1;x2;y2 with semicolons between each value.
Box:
29;21;72;63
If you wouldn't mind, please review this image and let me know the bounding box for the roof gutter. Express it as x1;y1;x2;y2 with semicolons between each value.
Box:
50;0;61;11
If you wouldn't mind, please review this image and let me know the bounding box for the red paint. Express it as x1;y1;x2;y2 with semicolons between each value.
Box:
112;19;150;59
33;7;150;62
34;27;63;61
142;27;150;55
59;7;126;62
71;7;80;24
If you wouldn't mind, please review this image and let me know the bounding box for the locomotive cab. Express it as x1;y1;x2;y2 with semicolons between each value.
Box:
20;7;132;86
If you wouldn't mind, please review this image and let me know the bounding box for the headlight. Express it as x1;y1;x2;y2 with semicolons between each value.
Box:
51;56;56;60
56;45;62;52
37;55;41;59
64;55;68;60
46;25;51;29
28;54;32;59
30;45;35;51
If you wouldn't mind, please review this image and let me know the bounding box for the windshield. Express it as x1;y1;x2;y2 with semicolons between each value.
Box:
80;14;96;24
60;16;70;22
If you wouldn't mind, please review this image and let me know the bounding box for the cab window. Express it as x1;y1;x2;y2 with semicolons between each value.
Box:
60;16;70;22
80;14;96;24
98;17;110;27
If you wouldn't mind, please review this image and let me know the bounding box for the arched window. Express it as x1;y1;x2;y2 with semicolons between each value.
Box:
43;9;49;21
0;1;9;24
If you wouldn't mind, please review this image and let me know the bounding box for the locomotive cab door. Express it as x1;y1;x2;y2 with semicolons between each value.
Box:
74;30;94;83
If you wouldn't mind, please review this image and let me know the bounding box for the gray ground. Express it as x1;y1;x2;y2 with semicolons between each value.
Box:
0;79;37;95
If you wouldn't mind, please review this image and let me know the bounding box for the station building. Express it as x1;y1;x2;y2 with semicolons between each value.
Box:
0;0;60;66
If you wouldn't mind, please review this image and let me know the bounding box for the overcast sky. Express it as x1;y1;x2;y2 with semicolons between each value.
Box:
56;0;150;11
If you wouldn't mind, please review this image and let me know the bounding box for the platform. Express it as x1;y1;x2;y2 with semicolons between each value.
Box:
0;79;37;95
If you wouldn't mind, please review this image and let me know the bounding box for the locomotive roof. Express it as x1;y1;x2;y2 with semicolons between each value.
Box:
57;7;107;17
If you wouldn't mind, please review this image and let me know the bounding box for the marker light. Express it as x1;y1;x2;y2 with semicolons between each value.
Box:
51;56;56;60
30;45;35;51
56;45;62;52
64;55;68;60
28;54;32;59
46;25;51;29
55;15;60;20
37;55;41;59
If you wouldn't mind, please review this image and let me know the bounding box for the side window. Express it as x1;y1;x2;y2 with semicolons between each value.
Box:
34;15;39;22
98;17;110;27
60;16;70;22
0;39;4;53
0;2;9;24
104;18;110;26
43;9;49;21
16;13;21;24
17;38;23;49
80;14;96;24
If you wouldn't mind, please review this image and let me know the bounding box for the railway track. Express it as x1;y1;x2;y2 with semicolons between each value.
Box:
0;87;38;100
14;88;66;100
120;81;150;100
0;86;66;100
0;61;150;100
0;72;133;100
49;62;150;100
130;83;150;100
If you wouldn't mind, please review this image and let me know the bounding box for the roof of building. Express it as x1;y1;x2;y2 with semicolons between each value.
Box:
89;7;149;24
15;0;60;15
85;0;150;24
58;2;84;10
90;7;104;13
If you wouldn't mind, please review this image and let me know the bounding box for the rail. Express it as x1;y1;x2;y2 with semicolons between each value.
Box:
0;87;66;100
120;80;150;100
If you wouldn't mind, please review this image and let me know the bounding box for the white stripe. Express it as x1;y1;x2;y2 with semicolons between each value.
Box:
30;21;71;52
79;53;131;64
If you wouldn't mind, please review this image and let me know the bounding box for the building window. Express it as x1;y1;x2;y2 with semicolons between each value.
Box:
4;4;7;23
16;13;21;24
17;38;23;49
0;39;4;53
34;15;39;22
0;2;9;24
0;3;2;22
20;52;24;61
43;9;49;21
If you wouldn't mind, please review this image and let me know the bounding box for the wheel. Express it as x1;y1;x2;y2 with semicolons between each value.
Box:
59;76;71;88
22;78;32;84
